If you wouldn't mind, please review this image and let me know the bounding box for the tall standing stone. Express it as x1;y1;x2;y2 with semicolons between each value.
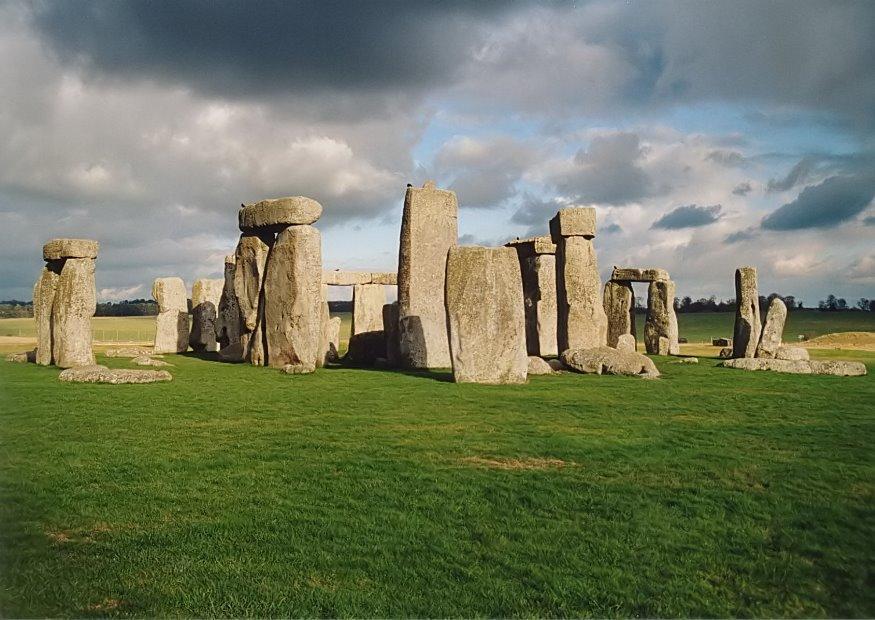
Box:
551;208;607;352
51;258;97;368
445;246;527;384
397;181;458;368
732;266;761;359
33;262;62;365
216;254;241;356
262;225;322;369
604;280;635;349
352;284;386;335
756;297;787;359
316;285;332;367
233;232;273;365
189;278;223;353
505;236;558;357
152;277;189;354
383;301;400;366
644;279;679;355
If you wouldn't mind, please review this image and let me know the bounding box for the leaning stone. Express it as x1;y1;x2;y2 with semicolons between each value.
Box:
775;346;809;361
644;279;679;355
59;365;172;384
809;360;867;376
604;280;635;348
755;298;787;358
105;347;152;358
189;278;223;353
556;235;608;351
238;196;322;232
131;355;171;367
34;262;62;365
51;258;96;368
549;207;596;239
732;266;761;358
615;334;636;353
397;181;457;369
720;358;812;374
527;356;554;375
262;225;322;369
233;232;273;365
445;246;528;384
42;238;99;261
561;346;660;378
383;302;400;366
216;255;241;356
352;284;386;335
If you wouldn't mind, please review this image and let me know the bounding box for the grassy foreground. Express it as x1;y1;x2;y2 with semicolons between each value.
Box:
1;350;873;617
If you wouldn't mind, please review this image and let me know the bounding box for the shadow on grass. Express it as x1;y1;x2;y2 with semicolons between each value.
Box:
322;361;454;383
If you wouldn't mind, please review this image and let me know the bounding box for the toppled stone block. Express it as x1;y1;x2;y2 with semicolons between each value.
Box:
809;360;867;376
549;207;596;240
561;346;660;378
131;356;171;367
59;365;172;384
281;362;316;375
673;357;699;364
105;347;153;358
42;238;99;261
720;357;866;376
527;356;554;375
238;196;322;232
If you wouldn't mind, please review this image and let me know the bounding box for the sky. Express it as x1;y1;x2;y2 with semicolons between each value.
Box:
0;0;873;305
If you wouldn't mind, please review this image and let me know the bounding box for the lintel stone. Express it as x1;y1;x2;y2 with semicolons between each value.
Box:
610;267;670;282
549;207;596;240
42;238;99;261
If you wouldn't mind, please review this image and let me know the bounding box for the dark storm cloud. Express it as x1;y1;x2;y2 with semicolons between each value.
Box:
767;157;817;192
761;174;875;231
732;181;752;196
30;0;518;98
652;204;722;229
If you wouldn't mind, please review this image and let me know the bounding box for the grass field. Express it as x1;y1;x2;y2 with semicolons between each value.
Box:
1;346;873;616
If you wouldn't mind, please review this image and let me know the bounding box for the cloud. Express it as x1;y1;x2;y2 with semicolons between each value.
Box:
706;150;745;167
847;253;875;282
761;174;875;230
98;284;145;302
652;204;722;229
864;215;875;226
767;156;817;192
732;181;753;196
772;253;828;277
724;227;759;244
510;195;565;228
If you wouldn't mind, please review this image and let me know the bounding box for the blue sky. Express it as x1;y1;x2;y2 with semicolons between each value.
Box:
0;0;873;305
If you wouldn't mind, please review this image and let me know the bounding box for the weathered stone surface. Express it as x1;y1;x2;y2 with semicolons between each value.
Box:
105;347;152;358
189;278;223;353
445;246;527;384
42;238;99;261
383;302;400;366
775;345;809;361
810;360;867;376
316;285;331;368
556;235;608;351
604;280;635;348
233;232;273;365
561;346;660;378
59;365;172;383
549;207;596;240
755;297;787;359
344;330;386;365
616;333;636;353
352;284;386;336
547;358;566;371
370;272;397;286
152;277;187;313
238;196;322;232
51;258;96;368
610;267;670;282
154;312;190;355
216;255;241;356
34;262;61;365
718;347;734;359
262;225;322;369
505;235;556;255
281;362;316;374
397;181;458;368
644;279;679;355
732;266;761;358
722;357;865;376
131;355;171;367
322;270;398;286
6;350;35;363
527;356;554;375
508;239;558;357
712;337;732;347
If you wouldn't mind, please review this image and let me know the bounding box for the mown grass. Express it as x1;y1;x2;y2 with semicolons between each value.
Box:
1;350;873;617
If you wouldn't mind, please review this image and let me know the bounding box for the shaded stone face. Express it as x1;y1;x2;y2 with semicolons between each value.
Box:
316;285;332;368
152;277;189;354
352;284;387;336
755;297;787;359
233;232;273;365
445;246;527;384
33;261;62;365
51;257;96;368
507;238;557;357
42;238;99;261
397;181;458;369
382;302;400;367
189;278;224;353
604;280;635;348
262;225;322;369
556;235;607;351
644;279;679;355
216;256;241;354
238;196;323;232
732;266;761;358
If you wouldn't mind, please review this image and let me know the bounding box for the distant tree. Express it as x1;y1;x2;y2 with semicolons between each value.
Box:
857;298;873;311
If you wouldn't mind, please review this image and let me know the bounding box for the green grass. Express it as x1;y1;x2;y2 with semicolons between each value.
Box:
1;351;873;617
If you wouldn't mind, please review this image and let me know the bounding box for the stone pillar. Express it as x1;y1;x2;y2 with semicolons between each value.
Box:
397;181;458;368
550;208;607;352
732;266;761;358
189;278;223;353
505;236;558;357
604;280;635;349
153;277;189;354
216;254;241;358
644;279;679;355
445;246;527;384
352;283;386;335
383;301;400;367
756;297;786;359
233;232;273;365
33;262;62;365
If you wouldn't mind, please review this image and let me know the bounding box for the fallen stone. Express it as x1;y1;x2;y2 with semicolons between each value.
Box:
233;232;273;365
105;347;152;358
131;355;171;367
604;280;635;348
445;246;528;384
721;358;810;373
352;283;386;335
238;196;322;232
616;334;636;353
59;365;172;384
281;362;316;375
775;346;809;361
755;297;787;358
6;350;35;363
673;357;699;364
556;234;608;351
549;207;596;239
809;360;867;376
561;346;660;378
51;257;96;368
189;278;223;353
644;279;679;355
42;238;99;261
33;262;61;365
610;267;670;282
527;356;554;375
732;266;761;358
547;358;566;371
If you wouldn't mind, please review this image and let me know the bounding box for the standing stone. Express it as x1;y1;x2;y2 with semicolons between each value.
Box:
732;266;761;359
756;297;787;359
644;279;679;355
397;181;458;368
506;236;558;357
326;316;342;362
233;232;273;365
216;255;241;356
551;209;608;352
445;246;527;384
383;302;400;366
352;284;386;335
262;225;322;369
51;258;96;368
316;285;332;367
616;333;636;353
604;280;635;349
33;262;62;365
152;277;189;354
189;278;223;353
